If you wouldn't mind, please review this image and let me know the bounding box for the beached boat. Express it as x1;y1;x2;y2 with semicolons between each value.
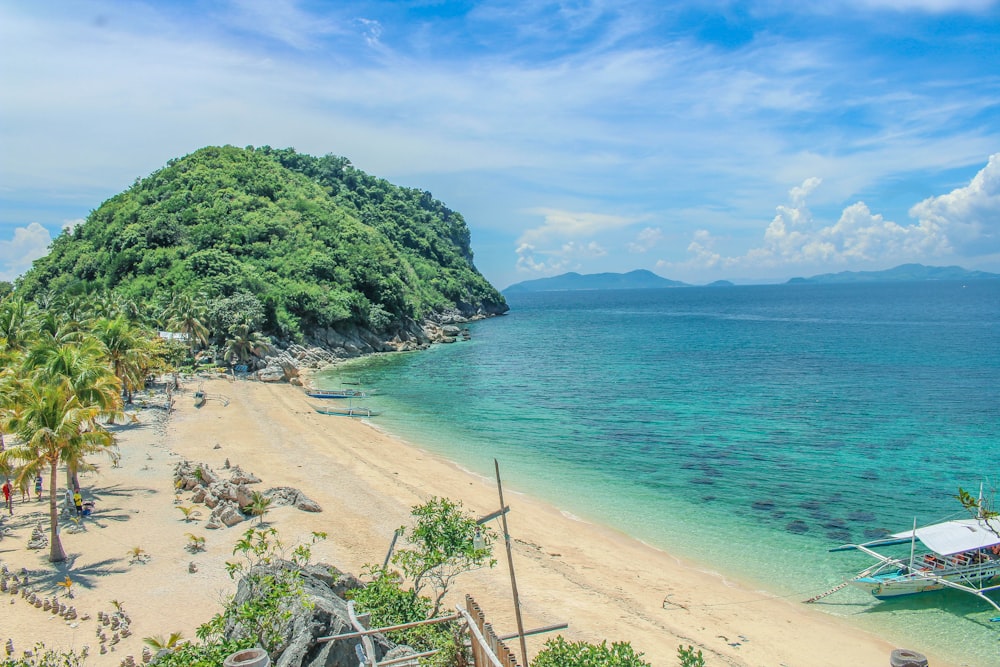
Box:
830;514;1000;615
305;388;372;399
312;403;380;417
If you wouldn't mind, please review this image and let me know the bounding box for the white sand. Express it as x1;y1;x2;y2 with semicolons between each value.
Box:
0;376;957;666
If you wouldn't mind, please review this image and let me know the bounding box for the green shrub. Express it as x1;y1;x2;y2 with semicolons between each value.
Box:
147;639;248;667
531;636;652;667
678;644;706;667
0;643;86;667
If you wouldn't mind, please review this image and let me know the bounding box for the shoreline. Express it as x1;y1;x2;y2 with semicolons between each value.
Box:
0;376;958;666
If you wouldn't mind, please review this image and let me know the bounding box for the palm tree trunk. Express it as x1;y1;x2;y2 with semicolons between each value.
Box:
48;461;66;562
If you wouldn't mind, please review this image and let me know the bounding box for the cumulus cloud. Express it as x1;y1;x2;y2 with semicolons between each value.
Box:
681;157;999;273
515;239;607;274
519;208;643;246
745;173;959;267
684;230;727;269
909;153;1000;254
514;208;637;274
0;222;52;281
627;226;663;253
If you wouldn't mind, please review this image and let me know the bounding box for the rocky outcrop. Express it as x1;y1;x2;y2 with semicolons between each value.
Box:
307;320;431;357
173;461;322;530
223;562;398;667
254;308;499;384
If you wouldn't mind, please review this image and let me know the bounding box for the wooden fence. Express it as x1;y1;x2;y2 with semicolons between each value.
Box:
319;596;519;667
461;595;519;667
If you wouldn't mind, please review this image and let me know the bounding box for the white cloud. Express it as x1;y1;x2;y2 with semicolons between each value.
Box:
518;208;645;247
0;223;52;281
909;153;1000;255
627;227;663;253
513;208;635;274
515;239;607;274
684;230;727;269
684;164;983;272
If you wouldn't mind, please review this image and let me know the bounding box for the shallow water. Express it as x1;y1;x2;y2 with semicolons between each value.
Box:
316;281;1000;665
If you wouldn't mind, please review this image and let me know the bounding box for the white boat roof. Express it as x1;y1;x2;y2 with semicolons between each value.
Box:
892;518;1000;556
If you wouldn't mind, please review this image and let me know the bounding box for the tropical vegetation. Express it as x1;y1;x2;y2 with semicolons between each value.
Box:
15;145;507;342
0;291;181;561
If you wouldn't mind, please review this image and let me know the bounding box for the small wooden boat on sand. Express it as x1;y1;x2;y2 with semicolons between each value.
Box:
312;403;380;417
305;388;372;399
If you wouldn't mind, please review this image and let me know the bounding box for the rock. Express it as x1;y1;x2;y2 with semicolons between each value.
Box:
382;646;420;666
210;481;239;503
191;488;207;503
229;466;261;485
266;487;323;513
295;497;322;513
26;526;48;550
258;365;288;383
235;485;254;510
215;504;246;528
224;561;386;667
196;465;220;485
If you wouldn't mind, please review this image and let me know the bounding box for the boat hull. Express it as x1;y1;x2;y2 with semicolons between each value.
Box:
315;407;380;417
306;389;369;399
852;563;1000;600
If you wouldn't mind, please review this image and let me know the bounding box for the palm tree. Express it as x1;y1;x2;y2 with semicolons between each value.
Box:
223;321;271;369
94;316;154;404
25;336;122;419
0;297;39;453
22;335;122;490
0;296;38;355
161;293;210;368
0;381;115;562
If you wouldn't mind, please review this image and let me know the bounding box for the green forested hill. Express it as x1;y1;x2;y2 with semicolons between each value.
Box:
17;145;507;339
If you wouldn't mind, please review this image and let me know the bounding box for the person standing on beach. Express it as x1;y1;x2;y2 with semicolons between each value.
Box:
73;488;83;517
2;479;11;515
34;474;42;501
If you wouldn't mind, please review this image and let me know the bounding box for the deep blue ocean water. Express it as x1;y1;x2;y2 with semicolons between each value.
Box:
317;281;1000;665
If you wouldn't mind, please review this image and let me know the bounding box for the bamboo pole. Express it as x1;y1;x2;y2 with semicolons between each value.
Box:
495;459;528;666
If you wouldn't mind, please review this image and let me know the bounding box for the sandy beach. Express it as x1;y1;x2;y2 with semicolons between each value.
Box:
0;376;959;667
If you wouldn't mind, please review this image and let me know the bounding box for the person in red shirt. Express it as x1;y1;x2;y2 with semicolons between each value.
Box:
2;479;12;515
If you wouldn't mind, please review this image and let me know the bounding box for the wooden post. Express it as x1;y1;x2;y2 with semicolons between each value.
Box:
382;528;401;570
495;459;527;666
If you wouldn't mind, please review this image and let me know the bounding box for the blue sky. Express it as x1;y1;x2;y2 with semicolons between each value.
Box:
1;1;998;289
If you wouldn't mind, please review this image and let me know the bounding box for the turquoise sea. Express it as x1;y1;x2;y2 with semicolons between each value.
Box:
317;281;1000;665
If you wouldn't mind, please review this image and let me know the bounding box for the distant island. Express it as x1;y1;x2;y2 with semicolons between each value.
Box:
505;264;1000;293
786;263;1000;284
504;269;687;293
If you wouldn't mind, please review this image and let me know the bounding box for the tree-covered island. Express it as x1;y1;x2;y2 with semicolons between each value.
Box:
16;145;507;355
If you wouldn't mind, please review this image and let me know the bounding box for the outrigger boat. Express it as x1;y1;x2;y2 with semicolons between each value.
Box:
305;388;372;399
312;403;380;417
829;514;1000;616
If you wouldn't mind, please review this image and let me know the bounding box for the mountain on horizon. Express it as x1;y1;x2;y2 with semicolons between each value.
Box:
504;269;686;293
787;263;1000;284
